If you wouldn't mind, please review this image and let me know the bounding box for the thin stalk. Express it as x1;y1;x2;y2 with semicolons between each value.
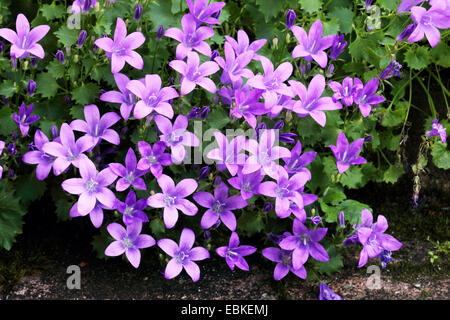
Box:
415;74;437;118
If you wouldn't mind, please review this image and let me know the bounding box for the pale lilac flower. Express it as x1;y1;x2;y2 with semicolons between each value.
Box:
61;158;117;215
147;174;198;228
0;13;50;59
397;0;427;12
42;123;91;175
12;102;39;136
109;148;147;192
100;73;136;120
126;74;179;119
22;130;57;180
262;245;307;280
193;184;247;231
206;131;246;176
94;17;145;73
426;119;447;143
137;141;172;178
216;232;256;271
105;222;156;268
328;77;362;106
290;74;342;127
186;0;226;26
164;14;214;59
353;78;385;117
283;140;316;179
115;190;149;225
228;170;264;200
224;30;267;61
154;114;200;163
70;104;120;150
290;19;335;68
319;282;343;300
70;199;113;228
158;228;209;282
214;42;254;84
230;89;267;128
407;5;450;47
169;51;219;95
279;219;330;269
329;132;366;174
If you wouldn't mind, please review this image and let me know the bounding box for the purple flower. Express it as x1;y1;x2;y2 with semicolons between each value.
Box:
283;140;316;179
243;129;291;179
0;13;50;59
116;190;149;225
105;222;155;268
329;132;366;174
206;131;246;176
214;42;254;84
311;216;322;225
427;119;447;143
186;0;225;26
397;0;427;13
12;102;39;136
279;219;330;269
164;14;214;59
70;104;121;150
0;141;4;179
169;52;219;95
279;133;297;144
257;167;309;219
7;143;17;156
262;246;307;280
126;74;179;119
228;170;264;200
328;77;362;106
230;89;266;128
0;41;3;54
62;158;117;216
353;78;385;117
134;4;143;21
77;30;87;47
56;50;65;63
286;10;296;29
154;114;200;163
216;232;256;271
27;79;36;96
22;130;57;180
378;249;393;269
70;199;113;228
397;23;416;41
42;123;91;175
319;282;343;300
137;141;172;178
100;73;136;121
380;60;402;80
158;228;210;282
147;174;198;228
224;30;267;61
200;106;210;120
94;17;145;73
290;20;335;68
198;166;210;180
356;209;402;268
290;74;342;127
193;184;247;231
407;5;450;47
72;0;97;14
156;25;164;40
109;148;147;192
329;34;347;60
187;106;201;119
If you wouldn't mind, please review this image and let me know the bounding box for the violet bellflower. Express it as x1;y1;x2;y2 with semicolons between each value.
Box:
0;141;4;179
426;119;447;143
206;131;246;176
169;51;220;95
154;114;200;163
290;74;343;127
353;77;385;117
158;228;210;282
70;199;113;228
230;88;266;128
105;221;156;268
282;140;316;179
224;30;267;61
290;19;335;68
70;104;121;150
147;174;198;228
156;25;164;40
329;34;347;60
126;74;179;119
71;0;97;14
94;17;145;73
397;23;417;41
329;132;366;174
186;0;226;26
164;14;214;60
0;13;50;59
115;190;149;225
397;0;427;13
13;102;40;136
193;184;248;231
22;130;57;180
407;5;450;47
214;41;254;84
262;244;307;280
228;169;264;200
137;141;172;178
279;219;330;269
216;232;256;271
319;282;343;300
100;73;136;121
61;158;117;216
328;77;363;106
109;147;148;192
379;60;402;80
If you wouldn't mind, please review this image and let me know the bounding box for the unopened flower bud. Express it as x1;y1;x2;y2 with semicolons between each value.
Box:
77;30;87;47
27;79;36;96
286;9;296;29
338;211;345;227
134;4;143;21
56;50;65;63
156;25;164;40
199;166;210;180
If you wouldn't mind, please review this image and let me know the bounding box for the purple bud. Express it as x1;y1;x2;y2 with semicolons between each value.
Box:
56;50;65;63
2;96;9;106
27;79;36;96
211;10;221;19
273;120;284;130
255;122;267;140
7;143;17;155
187;107;201;119
365;0;373;7
64;95;72;105
306;62;311;74
200;106;210;120
330;34;347;60
7;169;15;178
279;132;297;143
380;60;402;80
364;135;373;142
28;142;36;151
0;41;3;54
83;0;92;11
210;50;220;61
263;202;273;213
11;133;18;141
212;219;221;229
326;63;335;77
397;24;416;41
268;233;284;245
214;176;222;186
286;9;296;29
338;211;345;227
203;231;211;241
311;216;322;225
134;4;143;21
51;125;59;139
120;126;128;136
11;57;17;70
157;25;164;40
30;56;38;68
77;30;87;47
299;64;306;77
199;166;210;180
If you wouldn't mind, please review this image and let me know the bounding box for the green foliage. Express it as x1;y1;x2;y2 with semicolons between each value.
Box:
0;181;26;250
71;83;100;106
404;46;431;70
299;0;323;14
431;143;450;170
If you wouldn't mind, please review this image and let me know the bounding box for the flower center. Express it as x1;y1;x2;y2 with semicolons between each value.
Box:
124;206;134;217
275;186;290;199
66;149;78;162
226;249;239;261
212;200;225;214
281;250;292;266
122;237;134;249
242;182;251;193
167;131;183;145
85;178;98;193
184;33;198;47
299;233;310;246
258;150;271;165
421;15;432;27
146;94;158;107
147;155;157;164
176;250;189;264
125;171;135;183
163;194;177;207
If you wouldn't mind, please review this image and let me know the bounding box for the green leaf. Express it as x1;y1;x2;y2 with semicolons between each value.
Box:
431;142;450;170
328;7;353;34
69;105;84;120
322;19;341;36
145;0;182;32
255;0;285;22
35;72;59;98
315;245;343;275
377;0;400;11
381;102;408;127
54;198;73;222
431;42;450;68
383;163;404;184
404;46;430;70
237;211;264;237
41;3;66;20
0;107;16;136
91;229;111;260
322;187;347;205
71;83;99;106
339;166;365;189
14;174;47;205
349;37;377;61
299;0;323;14
0;181;26;250
150;218;166;238
46;60;65;79
54;25;79;47
208;106;230;130
0;79;17;98
171;0;188;14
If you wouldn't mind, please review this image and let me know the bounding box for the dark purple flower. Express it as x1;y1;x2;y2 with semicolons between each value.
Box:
56;50;65;63
156;25;164;40
329;132;366;174
116;190;149;225
0;41;3;54
365;0;374;8
134;4;143;22
210;49;220;61
137;141;172;178
283;140;316;179
286;10;296;29
263;202;273;212
187;107;201;119
199;166;210;180
7;143;17;156
109;148;148;192
200;106;210;120
262;245;307;280
397;23;416;41
311;216;322;225
30;55;38;67
0;141;4;179
77;30;87;47
158;228;209;282
279;133;297;144
216;232;256;271
72;0;97;14
12;102;40;136
186;0;225;26
426;118;447;143
353;78;385;117
27;79;36;96
380;60;402;80
319;282;343;300
329;34;347;60
378;249;393;269
22;130;57;180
